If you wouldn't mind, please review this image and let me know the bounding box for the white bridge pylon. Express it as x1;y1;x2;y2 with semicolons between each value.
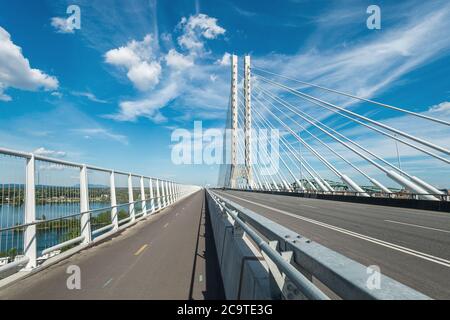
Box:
225;55;449;201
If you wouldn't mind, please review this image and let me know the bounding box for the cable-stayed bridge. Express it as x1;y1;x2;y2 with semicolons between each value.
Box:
0;55;449;300
220;55;449;202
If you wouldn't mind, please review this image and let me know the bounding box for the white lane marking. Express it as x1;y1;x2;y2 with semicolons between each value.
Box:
385;220;450;234
164;223;169;228
103;278;113;288
221;193;450;268
199;274;203;282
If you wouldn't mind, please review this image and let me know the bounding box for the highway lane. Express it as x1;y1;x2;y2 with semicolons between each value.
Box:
0;190;225;300
214;190;450;299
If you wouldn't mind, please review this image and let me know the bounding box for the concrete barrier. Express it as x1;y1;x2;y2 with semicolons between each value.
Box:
206;193;272;299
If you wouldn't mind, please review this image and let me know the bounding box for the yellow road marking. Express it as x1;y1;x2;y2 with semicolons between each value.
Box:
134;244;148;256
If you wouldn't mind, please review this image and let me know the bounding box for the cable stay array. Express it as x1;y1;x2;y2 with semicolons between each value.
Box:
223;55;449;202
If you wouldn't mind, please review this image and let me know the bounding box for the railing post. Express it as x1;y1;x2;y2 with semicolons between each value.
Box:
80;165;91;244
140;176;147;217
110;171;118;230
167;181;172;204
167;181;172;205
23;155;37;270
149;178;155;213
156;179;161;210
161;180;167;208
169;181;174;204
128;174;135;222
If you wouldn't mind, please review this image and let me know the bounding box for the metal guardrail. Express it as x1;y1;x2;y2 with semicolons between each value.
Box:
207;189;431;300
0;146;197;278
230;187;449;202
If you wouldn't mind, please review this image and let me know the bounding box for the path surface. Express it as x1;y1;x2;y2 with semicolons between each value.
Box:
0;190;225;300
214;190;450;299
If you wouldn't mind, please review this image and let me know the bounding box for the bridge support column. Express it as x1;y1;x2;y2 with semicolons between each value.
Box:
23;155;37;270
229;54;239;189
80;165;91;244
110;171;118;230
140;176;147;216
128;174;135;222
244;55;254;189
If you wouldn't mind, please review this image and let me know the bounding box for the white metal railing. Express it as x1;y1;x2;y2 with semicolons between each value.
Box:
0;146;198;277
207;189;431;300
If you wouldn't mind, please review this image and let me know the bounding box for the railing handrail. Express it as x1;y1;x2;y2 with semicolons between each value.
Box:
226;187;449;202
0;146;181;183
0;145;198;278
207;189;431;300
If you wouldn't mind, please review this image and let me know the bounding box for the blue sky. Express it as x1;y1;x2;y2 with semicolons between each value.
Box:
0;0;449;187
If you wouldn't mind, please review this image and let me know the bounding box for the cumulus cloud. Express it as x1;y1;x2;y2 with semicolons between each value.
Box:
50;17;76;34
0;26;58;101
109;81;179;122
177;14;226;54
105;34;161;91
34;147;67;158
216;52;231;66
165;49;194;70
106;14;227;123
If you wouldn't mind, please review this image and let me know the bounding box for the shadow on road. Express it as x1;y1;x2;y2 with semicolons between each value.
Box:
188;191;225;300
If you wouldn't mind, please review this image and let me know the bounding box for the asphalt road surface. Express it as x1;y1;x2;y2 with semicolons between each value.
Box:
0;190;225;300
213;190;450;299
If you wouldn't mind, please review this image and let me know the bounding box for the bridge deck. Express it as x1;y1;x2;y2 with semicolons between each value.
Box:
0;190;225;300
215;190;450;299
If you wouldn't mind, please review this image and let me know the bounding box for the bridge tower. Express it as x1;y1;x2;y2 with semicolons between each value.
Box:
244;55;254;188
229;54;239;188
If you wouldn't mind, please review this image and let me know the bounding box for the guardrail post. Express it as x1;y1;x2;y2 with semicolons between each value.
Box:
156;179;161;210
110;171;118;230
23;155;37;270
80;165;91;244
140;176;147;217
128;174;135;222
149;178;155;213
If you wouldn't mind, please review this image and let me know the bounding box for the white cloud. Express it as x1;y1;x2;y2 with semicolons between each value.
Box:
428;101;450;114
177;14;225;54
71;91;107;103
216;52;231;66
106;14;228;123
109;81;179;122
50;17;75;34
51;91;63;98
34;147;67;158
165;49;194;70
72;128;128;145
105;34;161;91
126;61;162;91
254;3;450;123
0;26;58;101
